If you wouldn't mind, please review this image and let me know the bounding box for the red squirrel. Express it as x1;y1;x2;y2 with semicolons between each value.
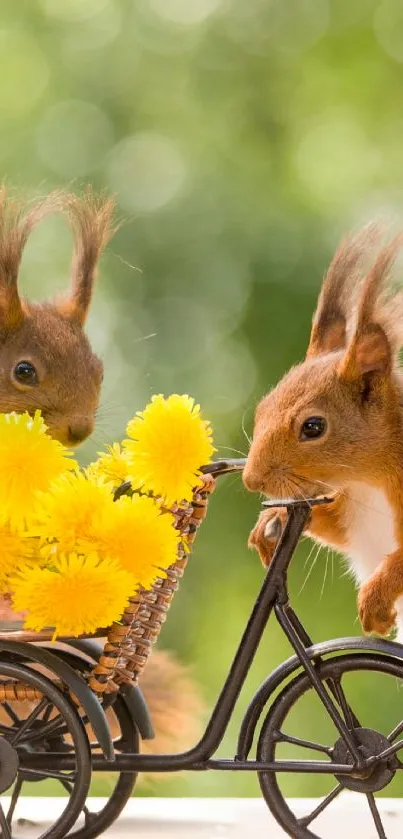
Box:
0;188;202;759
243;225;403;640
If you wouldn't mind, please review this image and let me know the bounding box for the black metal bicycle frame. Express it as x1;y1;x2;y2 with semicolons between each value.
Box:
22;458;369;776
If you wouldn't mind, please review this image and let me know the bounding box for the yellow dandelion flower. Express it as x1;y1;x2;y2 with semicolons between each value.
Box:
34;471;114;554
0;411;76;530
87;443;130;487
11;553;135;638
97;494;179;589
123;394;215;504
0;526;37;593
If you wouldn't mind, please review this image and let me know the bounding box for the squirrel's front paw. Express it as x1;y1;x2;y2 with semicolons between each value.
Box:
358;579;397;636
248;508;287;568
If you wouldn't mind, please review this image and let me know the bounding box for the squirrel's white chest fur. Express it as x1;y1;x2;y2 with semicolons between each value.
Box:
343;483;397;583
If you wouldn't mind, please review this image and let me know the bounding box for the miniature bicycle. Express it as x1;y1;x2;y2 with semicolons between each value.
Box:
0;458;402;838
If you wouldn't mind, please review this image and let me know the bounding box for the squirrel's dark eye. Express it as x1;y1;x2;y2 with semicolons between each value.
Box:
13;361;38;386
300;416;327;441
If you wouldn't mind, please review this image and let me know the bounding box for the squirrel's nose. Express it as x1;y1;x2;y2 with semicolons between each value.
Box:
242;463;263;492
67;417;94;445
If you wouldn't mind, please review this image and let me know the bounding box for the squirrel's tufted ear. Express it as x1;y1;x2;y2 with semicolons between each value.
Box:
338;233;403;380
0;189;56;329
58;190;116;326
339;324;391;378
306;224;380;359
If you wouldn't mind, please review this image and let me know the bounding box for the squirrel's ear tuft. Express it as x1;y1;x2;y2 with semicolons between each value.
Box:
306;223;381;359
0;188;58;329
340;324;391;378
58;189;117;326
338;233;403;380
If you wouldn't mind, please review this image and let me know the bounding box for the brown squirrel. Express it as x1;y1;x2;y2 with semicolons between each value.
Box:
0;188;203;761
243;225;403;641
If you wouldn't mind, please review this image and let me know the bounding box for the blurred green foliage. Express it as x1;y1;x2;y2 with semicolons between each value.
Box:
3;0;403;799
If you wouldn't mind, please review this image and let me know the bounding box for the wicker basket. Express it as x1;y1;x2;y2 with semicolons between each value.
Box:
86;473;216;695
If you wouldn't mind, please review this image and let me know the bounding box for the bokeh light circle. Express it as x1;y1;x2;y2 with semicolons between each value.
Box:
107;132;187;212
148;0;222;26
36;100;114;177
39;0;110;23
295;109;380;209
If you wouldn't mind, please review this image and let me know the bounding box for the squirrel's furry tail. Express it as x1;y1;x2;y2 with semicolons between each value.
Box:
139;649;204;754
135;649;204;785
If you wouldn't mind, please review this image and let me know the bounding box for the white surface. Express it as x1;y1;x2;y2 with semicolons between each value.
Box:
5;796;403;837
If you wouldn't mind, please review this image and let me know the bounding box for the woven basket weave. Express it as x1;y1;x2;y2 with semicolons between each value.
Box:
88;474;215;695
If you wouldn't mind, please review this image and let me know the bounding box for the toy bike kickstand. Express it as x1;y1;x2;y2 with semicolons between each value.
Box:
0;458;402;838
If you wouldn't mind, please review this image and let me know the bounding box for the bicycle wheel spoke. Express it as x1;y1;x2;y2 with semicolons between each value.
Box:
21;712;65;744
42;703;54;723
366;794;387;838
2;703;20;727
276;730;332;756
0;802;12;839
24;708;90;745
10;697;48;746
328;677;357;730
298;783;343;828
7;777;23;825
22;767;76;783
60;778;94;821
59;778;72;793
388;718;403;743
370;738;403;763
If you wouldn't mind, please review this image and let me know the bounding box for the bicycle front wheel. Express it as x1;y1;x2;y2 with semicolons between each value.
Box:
258;653;403;838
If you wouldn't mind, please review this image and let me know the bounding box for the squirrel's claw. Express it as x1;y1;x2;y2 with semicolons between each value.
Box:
248;508;287;568
358;578;397;636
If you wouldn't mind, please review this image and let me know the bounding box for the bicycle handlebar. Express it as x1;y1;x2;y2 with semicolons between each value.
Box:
262;495;333;509
202;460;334;511
201;458;246;477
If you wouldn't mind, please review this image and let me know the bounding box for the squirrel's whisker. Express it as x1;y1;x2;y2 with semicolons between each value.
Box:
299;541;323;595
241;411;252;446
303;537;319;570
320;549;330;599
216;444;248;458
285;475;313;508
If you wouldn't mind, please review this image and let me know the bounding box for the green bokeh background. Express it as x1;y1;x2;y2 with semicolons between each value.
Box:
4;0;403;800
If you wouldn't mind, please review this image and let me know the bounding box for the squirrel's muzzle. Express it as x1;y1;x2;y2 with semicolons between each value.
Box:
67;416;94;445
